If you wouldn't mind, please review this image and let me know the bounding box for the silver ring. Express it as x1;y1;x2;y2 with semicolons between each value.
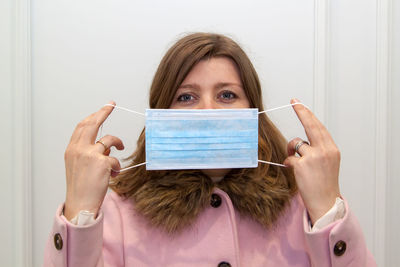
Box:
96;140;108;151
295;140;310;155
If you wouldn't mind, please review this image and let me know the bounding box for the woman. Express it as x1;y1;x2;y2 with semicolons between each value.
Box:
44;33;376;266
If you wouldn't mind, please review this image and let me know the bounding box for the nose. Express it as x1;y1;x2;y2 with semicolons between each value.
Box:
198;99;218;109
197;94;218;109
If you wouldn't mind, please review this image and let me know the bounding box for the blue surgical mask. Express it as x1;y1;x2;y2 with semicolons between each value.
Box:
145;108;258;170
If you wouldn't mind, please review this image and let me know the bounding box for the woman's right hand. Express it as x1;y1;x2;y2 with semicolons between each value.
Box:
64;101;124;221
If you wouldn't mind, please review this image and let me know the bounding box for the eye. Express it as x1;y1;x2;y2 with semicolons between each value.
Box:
177;94;195;102
219;91;237;100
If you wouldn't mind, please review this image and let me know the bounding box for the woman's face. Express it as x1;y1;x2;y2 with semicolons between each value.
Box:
170;56;250;180
170;57;250;109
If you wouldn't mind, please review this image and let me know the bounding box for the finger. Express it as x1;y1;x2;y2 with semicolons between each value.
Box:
95;135;125;154
70;101;116;144
104;148;111;156
288;138;312;156
107;157;121;177
291;99;337;147
79;101;117;143
290;99;324;145
283;155;300;168
69;120;86;144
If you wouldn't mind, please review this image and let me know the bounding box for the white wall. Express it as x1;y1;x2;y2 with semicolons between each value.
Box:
0;0;16;265
387;0;400;264
1;0;398;266
328;0;379;260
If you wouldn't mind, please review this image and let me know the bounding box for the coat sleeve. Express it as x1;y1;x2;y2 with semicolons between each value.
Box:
303;198;376;267
43;193;124;267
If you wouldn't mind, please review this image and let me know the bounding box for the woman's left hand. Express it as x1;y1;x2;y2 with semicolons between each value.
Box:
283;99;341;225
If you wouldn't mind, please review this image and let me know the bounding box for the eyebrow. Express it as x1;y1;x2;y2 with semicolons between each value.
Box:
178;82;243;89
178;83;200;89
216;82;243;89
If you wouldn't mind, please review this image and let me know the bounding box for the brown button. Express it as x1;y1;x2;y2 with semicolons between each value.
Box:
210;194;222;208
218;262;231;267
333;240;346;256
54;233;63;250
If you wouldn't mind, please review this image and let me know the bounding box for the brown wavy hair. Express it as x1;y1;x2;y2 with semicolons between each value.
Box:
110;33;297;233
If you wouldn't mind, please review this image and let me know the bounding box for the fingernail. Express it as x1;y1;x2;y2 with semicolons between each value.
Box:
292;98;300;103
111;169;120;177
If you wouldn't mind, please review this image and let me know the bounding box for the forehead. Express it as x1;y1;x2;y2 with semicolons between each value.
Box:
181;57;242;85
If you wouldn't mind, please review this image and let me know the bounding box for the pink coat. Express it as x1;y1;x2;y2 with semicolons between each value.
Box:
44;188;376;267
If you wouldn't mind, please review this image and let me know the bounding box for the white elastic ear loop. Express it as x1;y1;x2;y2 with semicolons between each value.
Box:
115;160;285;173
258;102;310;168
105;102;309;117
106;102;310;172
103;104;146;173
116;162;147;173
258;102;309;115
104;103;145;116
257;160;286;167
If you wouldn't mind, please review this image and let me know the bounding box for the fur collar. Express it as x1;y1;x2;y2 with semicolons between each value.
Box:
130;169;295;234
